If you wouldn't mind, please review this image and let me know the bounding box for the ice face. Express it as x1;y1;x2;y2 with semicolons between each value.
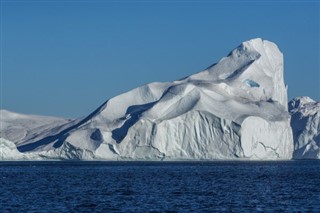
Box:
289;97;320;159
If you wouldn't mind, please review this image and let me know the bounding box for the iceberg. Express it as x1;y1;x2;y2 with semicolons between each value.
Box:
289;97;320;159
0;38;294;160
0;138;25;160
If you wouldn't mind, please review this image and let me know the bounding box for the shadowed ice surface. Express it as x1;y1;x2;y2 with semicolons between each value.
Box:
1;161;320;212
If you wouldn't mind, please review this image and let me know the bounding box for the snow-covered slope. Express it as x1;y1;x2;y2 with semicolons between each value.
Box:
0;38;294;160
289;97;320;159
0;110;80;160
0;110;72;146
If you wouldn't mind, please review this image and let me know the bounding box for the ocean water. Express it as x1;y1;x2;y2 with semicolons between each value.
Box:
1;161;319;212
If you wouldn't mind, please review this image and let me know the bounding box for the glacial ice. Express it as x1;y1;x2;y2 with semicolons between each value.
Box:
0;38;295;160
289;97;320;159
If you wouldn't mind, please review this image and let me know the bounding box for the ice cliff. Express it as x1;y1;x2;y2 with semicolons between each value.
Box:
289;97;320;159
0;38;294;160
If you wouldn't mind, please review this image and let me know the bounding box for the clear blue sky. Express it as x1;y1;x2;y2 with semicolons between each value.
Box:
1;1;319;118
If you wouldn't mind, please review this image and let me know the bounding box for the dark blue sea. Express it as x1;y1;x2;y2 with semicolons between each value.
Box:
1;161;319;212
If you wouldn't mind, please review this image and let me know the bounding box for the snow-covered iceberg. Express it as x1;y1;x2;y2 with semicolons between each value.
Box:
0;109;71;145
0;38;294;160
0;138;25;160
289;97;320;159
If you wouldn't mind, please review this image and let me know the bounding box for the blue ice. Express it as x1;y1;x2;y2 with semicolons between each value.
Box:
244;79;260;88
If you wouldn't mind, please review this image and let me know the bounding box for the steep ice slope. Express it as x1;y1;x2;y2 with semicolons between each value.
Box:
2;38;293;160
289;97;320;159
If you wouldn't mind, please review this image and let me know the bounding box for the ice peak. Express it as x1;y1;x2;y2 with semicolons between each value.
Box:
231;38;283;64
291;96;316;103
189;38;287;108
240;38;264;50
240;38;280;54
289;96;316;111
